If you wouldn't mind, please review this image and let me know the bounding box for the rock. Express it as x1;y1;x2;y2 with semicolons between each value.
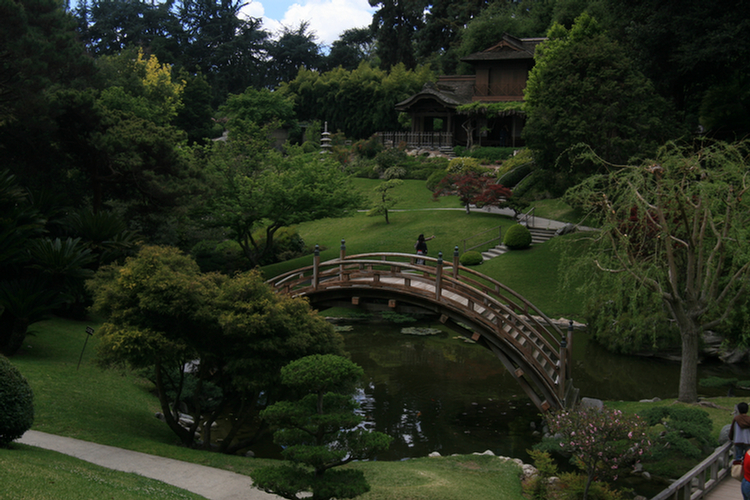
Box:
642;471;651;480
244;450;255;458
580;397;603;410
521;464;538;479
720;424;731;445
428;451;441;457
639;397;662;403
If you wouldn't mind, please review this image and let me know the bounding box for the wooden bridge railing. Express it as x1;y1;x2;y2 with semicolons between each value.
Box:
651;441;733;500
267;242;574;410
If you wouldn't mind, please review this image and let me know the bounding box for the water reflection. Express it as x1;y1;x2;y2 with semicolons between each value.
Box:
341;322;750;463
343;323;541;462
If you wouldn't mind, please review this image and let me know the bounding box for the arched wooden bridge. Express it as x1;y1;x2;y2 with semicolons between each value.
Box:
266;241;579;413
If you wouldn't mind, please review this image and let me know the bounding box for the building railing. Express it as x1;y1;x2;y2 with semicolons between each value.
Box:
377;131;454;149
650;441;733;500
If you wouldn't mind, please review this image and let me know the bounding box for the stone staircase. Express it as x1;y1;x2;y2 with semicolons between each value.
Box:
481;226;559;261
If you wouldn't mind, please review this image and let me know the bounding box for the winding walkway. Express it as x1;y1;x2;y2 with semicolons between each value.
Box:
18;430;280;500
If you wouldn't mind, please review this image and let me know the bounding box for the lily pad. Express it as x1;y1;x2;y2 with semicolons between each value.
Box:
401;327;441;336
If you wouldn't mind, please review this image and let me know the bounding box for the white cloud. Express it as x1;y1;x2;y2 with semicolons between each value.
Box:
241;0;374;47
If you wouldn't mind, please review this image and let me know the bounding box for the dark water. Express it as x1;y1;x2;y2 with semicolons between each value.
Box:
336;321;750;464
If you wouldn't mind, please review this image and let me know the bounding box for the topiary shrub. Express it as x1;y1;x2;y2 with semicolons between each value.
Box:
503;224;532;250
459;251;483;266
0;356;34;447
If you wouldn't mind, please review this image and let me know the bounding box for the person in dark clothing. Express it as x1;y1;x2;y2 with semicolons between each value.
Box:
414;234;435;265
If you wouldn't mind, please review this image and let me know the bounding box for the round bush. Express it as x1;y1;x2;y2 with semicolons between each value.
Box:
459;251;483;266
503;224;532;250
0;356;34;447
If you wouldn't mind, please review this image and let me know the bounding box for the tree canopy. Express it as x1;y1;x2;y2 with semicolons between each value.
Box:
88;246;344;451
563;140;750;403
523;13;678;192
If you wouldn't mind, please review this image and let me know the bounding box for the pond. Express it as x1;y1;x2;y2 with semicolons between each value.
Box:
248;317;750;475
337;320;750;464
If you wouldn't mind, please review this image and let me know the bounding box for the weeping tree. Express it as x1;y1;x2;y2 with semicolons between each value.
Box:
563;140;750;403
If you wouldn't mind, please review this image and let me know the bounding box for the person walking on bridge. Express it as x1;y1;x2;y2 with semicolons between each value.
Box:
415;234;435;265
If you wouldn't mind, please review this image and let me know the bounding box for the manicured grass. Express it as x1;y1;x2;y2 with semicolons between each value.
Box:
0;444;205;500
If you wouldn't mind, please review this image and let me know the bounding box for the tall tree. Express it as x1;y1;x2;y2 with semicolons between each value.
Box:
322;27;375;72
563;140;750;403
523;13;678;193
604;0;750;138
369;0;427;70
266;22;322;88
179;0;269;102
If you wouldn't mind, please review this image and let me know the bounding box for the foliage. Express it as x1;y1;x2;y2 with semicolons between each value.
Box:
562;140;750;403
638;406;714;460
369;0;426;70
497;149;535;187
582;278;680;355
432;171;493;214
367;179;403;224
220;86;296;130
453;146;517;164
0;355;34;447
204;144;362;267
503;224;532;250
523;449;558;500
555;472;627;500
252;354;393;500
88;245;344;452
353;135;384;159
459;251;483;266
265;21;321;89
446;157;483;174
280;63;433;139
523;13;677;193
543;406;650;500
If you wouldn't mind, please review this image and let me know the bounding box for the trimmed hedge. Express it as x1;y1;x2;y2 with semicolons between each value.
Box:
459;251;483;266
503;224;532;250
0;356;34;447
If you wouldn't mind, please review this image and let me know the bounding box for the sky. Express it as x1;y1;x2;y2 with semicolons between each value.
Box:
241;0;376;48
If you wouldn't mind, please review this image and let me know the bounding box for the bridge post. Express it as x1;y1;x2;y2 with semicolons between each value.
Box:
435;251;443;300
339;239;346;281
559;329;567;401
453;246;459;278
567;319;574;380
313;244;320;290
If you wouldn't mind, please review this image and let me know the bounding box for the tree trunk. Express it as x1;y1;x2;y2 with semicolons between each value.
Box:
677;324;700;403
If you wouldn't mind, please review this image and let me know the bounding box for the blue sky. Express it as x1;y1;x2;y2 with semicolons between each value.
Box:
241;0;376;47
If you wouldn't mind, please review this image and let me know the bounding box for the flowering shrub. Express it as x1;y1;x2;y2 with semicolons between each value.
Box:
544;406;651;500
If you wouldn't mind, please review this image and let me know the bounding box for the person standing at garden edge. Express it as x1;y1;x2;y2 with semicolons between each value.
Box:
731;402;750;460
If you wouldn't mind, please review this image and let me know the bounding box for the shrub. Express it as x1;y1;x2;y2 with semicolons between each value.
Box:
374;147;407;171
426;169;447;191
353;135;383;159
459;251;483;266
446;156;482;174
639;406;714;459
503;224;532;249
0;356;34;447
